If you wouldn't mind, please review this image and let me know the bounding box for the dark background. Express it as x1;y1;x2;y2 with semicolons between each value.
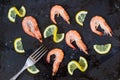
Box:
0;0;120;80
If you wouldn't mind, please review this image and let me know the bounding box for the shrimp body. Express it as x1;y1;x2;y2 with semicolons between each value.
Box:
22;16;42;43
46;48;64;76
90;16;112;36
50;5;70;24
65;30;88;54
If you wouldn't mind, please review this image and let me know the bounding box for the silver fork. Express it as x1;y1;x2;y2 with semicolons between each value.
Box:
10;45;48;80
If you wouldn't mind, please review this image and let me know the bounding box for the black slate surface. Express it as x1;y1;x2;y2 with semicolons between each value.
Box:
0;0;120;80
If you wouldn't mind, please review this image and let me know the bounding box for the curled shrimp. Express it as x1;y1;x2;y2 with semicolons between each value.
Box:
90;16;112;37
22;16;42;43
50;5;70;24
65;30;88;55
46;48;64;76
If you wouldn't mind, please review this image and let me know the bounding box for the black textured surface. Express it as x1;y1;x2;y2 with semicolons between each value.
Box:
0;0;120;80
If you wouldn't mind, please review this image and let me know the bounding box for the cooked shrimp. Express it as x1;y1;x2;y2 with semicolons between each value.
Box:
50;5;70;24
65;30;88;54
46;48;64;76
22;16;42;43
90;16;112;37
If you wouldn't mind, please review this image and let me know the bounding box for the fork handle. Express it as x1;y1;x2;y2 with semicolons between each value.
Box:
9;65;27;80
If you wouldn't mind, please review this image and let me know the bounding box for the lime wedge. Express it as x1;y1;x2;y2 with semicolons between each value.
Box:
93;43;112;54
14;37;25;53
8;6;26;22
8;7;17;22
78;56;88;72
44;24;64;43
53;33;64;43
27;65;40;74
18;6;26;17
43;24;58;38
75;10;88;26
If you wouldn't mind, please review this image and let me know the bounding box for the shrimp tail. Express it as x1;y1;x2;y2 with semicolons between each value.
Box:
34;30;42;43
107;31;112;37
52;61;60;76
76;40;88;55
84;50;88;55
38;38;43;43
109;32;112;37
65;15;70;24
66;20;70;24
61;11;70;24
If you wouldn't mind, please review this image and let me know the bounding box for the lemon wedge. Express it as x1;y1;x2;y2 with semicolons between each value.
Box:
44;24;64;43
14;37;25;53
53;33;64;43
8;7;17;22
27;65;40;74
78;56;88;72
67;60;81;75
75;10;88;26
43;24;57;38
18;6;26;17
8;6;26;22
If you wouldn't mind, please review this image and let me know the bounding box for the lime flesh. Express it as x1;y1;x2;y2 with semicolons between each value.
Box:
78;56;88;72
27;65;40;74
43;24;57;38
44;24;64;43
75;10;88;26
14;37;25;53
8;6;26;22
67;60;81;75
93;44;112;54
53;33;64;43
8;7;17;22
18;6;26;17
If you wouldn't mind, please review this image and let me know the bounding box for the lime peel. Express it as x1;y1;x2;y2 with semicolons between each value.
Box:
43;24;64;43
68;56;88;75
75;10;88;26
18;6;26;17
93;43;112;54
14;37;25;53
78;56;88;72
8;6;26;22
67;60;81;75
27;65;40;74
43;24;57;38
53;33;65;43
8;7;17;22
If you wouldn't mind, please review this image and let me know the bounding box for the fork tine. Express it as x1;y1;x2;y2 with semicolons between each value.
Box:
35;50;48;62
30;45;43;57
31;46;46;59
34;47;48;61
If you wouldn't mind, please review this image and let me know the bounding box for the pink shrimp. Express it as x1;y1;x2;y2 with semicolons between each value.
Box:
46;48;64;76
90;16;112;37
65;30;88;55
22;16;42;43
50;5;70;24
